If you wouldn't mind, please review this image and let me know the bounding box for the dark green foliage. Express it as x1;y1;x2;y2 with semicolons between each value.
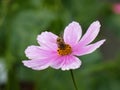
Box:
0;0;120;90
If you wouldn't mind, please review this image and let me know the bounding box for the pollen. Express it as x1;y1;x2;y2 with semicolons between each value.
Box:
57;44;72;56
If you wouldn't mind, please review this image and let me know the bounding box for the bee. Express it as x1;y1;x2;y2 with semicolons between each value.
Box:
56;37;66;50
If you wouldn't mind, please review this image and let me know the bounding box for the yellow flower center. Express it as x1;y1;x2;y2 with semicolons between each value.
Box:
57;44;72;56
56;37;72;56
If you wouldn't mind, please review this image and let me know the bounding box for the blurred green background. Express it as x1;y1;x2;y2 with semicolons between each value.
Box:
0;0;120;90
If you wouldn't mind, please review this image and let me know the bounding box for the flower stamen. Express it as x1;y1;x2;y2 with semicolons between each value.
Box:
57;44;72;56
56;37;72;56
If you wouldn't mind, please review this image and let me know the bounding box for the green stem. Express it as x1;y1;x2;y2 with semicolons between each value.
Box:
70;70;78;90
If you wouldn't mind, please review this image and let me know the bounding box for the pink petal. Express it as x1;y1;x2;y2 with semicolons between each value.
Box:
79;21;101;46
25;45;57;59
51;55;82;70
37;31;58;51
63;21;82;46
50;56;65;69
61;56;81;70
22;59;51;70
73;39;106;56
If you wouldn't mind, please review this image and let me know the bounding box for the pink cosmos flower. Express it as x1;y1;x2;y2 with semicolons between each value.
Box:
112;3;120;14
22;21;105;71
